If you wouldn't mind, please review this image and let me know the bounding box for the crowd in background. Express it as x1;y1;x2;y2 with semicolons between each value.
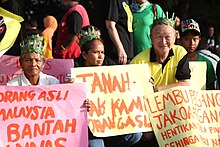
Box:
2;0;220;55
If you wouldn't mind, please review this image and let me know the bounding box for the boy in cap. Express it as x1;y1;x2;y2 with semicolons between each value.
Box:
180;19;216;90
7;34;60;86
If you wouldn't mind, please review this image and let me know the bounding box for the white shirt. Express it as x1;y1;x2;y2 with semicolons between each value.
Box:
7;72;60;86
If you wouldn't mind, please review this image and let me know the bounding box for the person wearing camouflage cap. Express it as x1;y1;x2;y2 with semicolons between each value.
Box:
7;34;60;86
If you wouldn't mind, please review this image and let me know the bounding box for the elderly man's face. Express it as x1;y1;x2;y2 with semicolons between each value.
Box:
20;52;45;78
150;24;176;55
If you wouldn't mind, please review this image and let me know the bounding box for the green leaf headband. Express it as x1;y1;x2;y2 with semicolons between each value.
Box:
20;34;46;56
152;12;176;29
78;25;101;48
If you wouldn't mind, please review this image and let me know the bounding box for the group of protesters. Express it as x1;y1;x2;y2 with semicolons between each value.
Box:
1;0;220;146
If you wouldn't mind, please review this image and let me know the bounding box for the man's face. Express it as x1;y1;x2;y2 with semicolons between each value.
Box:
150;24;176;55
180;32;200;53
207;27;214;37
20;52;45;78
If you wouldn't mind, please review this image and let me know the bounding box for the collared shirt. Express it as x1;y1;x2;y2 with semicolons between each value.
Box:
7;72;60;86
131;45;191;86
150;47;174;71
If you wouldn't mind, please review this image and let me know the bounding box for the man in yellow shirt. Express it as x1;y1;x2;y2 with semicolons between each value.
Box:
131;17;191;146
131;17;191;92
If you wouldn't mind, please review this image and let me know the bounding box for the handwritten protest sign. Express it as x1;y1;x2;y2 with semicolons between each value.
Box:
0;83;88;147
189;61;206;90
0;55;74;84
144;86;220;147
71;64;154;137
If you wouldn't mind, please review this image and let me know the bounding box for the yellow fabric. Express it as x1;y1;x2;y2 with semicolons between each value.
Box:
131;45;187;86
41;16;58;58
122;2;133;32
0;7;23;56
43;37;53;58
0;7;23;22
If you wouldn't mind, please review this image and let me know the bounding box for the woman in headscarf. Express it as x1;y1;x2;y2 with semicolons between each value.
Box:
41;15;58;58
